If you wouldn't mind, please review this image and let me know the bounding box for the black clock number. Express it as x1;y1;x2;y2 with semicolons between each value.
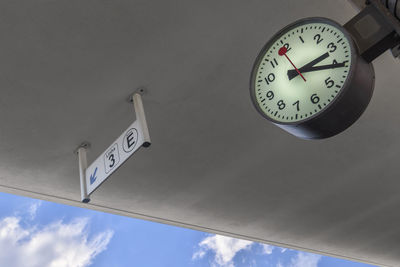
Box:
327;42;337;52
277;100;286;110
313;34;323;44
310;94;320;104
325;77;334;88
266;90;274;100
264;73;275;85
283;43;291;52
270;58;278;68
292;100;300;111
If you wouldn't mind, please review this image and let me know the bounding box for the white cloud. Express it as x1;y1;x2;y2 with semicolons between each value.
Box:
192;249;206;260
192;234;253;267
0;216;113;267
261;244;274;255
193;235;322;267
28;201;42;220
289;252;322;267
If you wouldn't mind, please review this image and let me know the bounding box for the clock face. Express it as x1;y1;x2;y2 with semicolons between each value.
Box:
251;19;353;123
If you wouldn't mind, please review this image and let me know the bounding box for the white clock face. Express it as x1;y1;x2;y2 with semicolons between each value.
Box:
253;21;352;123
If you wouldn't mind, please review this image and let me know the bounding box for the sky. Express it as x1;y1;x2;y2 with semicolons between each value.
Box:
0;192;376;267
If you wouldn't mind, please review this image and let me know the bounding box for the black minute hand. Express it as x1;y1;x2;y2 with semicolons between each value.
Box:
288;62;346;80
287;52;329;80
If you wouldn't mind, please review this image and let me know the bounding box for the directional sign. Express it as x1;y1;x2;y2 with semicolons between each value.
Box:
85;119;146;195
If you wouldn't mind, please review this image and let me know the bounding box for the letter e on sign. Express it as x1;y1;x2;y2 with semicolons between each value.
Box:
123;128;138;153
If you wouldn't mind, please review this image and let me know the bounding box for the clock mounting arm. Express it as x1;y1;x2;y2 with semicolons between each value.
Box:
344;0;400;62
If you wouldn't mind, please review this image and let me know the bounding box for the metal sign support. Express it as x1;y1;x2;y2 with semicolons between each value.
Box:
76;90;150;203
131;92;151;147
77;142;90;203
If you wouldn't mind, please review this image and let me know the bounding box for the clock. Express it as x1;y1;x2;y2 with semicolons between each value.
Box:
250;17;375;139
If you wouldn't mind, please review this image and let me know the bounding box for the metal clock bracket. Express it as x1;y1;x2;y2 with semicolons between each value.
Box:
344;0;400;62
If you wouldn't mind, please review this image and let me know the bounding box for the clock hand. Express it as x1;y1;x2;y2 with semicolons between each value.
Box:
278;46;306;82
287;52;329;80
288;62;346;80
301;52;330;70
301;62;346;73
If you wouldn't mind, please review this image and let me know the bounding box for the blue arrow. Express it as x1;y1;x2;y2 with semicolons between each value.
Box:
90;167;98;185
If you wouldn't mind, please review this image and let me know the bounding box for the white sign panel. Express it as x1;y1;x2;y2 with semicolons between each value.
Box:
85;120;145;195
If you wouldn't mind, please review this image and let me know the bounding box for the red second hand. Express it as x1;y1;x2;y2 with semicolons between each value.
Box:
278;46;306;82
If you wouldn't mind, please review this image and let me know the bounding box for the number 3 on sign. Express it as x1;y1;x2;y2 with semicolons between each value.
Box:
104;144;120;174
109;154;115;167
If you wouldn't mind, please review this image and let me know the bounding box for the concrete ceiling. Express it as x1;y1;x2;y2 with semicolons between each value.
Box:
0;0;399;266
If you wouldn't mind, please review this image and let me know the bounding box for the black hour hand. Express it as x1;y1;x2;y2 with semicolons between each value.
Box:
287;52;329;80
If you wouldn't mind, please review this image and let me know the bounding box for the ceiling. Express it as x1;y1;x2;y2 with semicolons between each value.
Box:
0;0;399;266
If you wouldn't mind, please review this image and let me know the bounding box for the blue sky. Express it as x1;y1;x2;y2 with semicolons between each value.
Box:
0;192;375;267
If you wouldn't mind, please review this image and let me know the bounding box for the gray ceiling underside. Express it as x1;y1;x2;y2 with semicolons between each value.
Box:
0;0;399;266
